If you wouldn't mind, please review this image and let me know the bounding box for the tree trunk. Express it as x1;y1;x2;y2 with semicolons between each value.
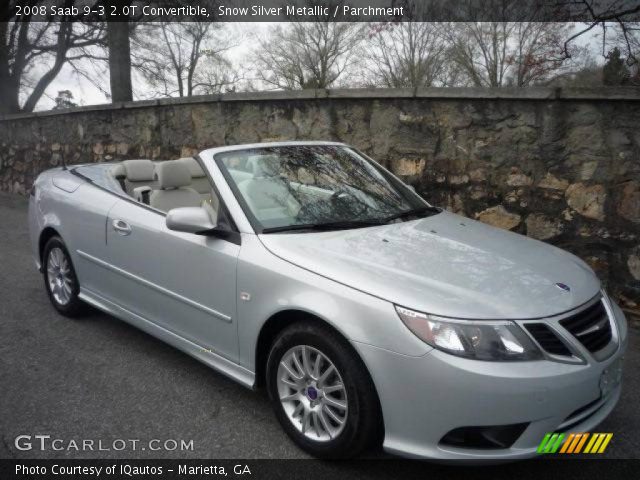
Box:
0;77;20;115
107;21;133;102
0;21;20;114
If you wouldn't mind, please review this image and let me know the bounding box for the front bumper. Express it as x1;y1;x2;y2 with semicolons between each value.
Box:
354;301;628;461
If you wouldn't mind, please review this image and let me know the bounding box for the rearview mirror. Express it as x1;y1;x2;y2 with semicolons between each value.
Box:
166;207;215;234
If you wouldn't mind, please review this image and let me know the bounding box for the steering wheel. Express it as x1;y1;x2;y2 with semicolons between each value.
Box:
329;187;369;217
295;187;371;223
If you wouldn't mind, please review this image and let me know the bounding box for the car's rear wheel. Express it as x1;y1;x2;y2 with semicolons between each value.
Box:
266;321;382;458
43;236;85;317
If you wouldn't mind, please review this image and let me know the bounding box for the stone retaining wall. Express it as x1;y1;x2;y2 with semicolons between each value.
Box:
1;87;638;315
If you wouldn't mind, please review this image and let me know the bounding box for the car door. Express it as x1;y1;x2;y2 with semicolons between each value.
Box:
60;167;122;297
102;199;240;362
60;184;120;295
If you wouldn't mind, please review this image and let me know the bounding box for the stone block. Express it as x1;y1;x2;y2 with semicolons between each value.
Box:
565;183;606;221
475;205;521;230
525;214;564;240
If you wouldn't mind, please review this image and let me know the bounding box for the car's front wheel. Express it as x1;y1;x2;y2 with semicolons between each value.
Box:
43;236;85;317
266;321;382;458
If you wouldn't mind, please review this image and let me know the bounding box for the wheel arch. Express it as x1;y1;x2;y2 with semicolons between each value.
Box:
254;309;380;399
255;309;307;389
255;308;385;445
39;226;61;265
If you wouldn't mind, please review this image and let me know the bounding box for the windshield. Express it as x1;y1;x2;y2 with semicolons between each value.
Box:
215;145;433;232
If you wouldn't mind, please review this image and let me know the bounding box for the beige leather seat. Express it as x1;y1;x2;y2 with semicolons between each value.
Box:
238;155;300;222
111;163;126;191
177;157;210;196
122;159;157;195
150;161;202;212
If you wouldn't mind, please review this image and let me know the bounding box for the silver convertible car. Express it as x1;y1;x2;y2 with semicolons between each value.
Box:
28;141;627;461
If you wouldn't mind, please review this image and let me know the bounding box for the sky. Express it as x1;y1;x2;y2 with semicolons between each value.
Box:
34;22;603;111
36;22;268;110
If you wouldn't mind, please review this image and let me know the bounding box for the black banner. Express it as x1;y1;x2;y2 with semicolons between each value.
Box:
7;0;640;22
2;459;640;480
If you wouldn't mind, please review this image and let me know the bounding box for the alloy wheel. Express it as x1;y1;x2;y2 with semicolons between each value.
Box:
46;247;74;306
276;345;349;442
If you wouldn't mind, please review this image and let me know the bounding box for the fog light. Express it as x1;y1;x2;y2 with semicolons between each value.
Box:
440;423;529;449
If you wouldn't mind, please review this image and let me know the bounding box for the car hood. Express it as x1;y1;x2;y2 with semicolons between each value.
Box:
258;211;601;319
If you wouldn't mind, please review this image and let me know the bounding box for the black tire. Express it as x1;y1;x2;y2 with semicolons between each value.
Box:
266;321;383;458
42;236;86;317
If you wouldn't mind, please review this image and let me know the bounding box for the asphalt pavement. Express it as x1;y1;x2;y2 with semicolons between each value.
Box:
0;191;638;461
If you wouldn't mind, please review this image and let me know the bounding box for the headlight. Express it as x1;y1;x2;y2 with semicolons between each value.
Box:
396;306;542;361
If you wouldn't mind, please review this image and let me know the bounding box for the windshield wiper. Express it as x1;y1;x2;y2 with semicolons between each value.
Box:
382;205;441;223
262;219;384;234
262;208;440;233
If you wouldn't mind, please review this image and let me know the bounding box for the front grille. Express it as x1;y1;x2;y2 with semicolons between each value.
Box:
560;300;612;353
525;323;572;356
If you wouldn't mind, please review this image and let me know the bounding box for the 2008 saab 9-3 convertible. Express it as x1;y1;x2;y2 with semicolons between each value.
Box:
29;141;627;461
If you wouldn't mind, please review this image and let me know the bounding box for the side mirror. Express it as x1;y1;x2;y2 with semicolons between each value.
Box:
166;207;215;234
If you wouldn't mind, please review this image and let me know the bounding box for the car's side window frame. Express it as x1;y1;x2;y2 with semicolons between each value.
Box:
71;159;242;245
213;151;266;234
194;155;240;235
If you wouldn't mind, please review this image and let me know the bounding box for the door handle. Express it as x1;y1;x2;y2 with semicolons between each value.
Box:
112;219;132;236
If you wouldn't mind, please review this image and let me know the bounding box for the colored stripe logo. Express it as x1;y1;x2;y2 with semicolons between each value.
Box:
537;433;613;454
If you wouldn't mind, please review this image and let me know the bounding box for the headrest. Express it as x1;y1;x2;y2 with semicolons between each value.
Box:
111;164;126;178
178;157;205;178
250;155;280;177
123;159;155;182
155;160;192;189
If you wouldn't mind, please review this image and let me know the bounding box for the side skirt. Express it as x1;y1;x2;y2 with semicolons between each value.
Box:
79;287;256;389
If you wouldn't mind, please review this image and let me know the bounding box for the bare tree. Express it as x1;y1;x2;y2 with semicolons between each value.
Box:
445;22;581;87
0;0;105;114
509;23;583;86
252;22;365;90
132;22;238;97
545;53;604;87
446;22;514;87
559;1;640;64
362;22;449;88
402;0;640;68
191;55;242;94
